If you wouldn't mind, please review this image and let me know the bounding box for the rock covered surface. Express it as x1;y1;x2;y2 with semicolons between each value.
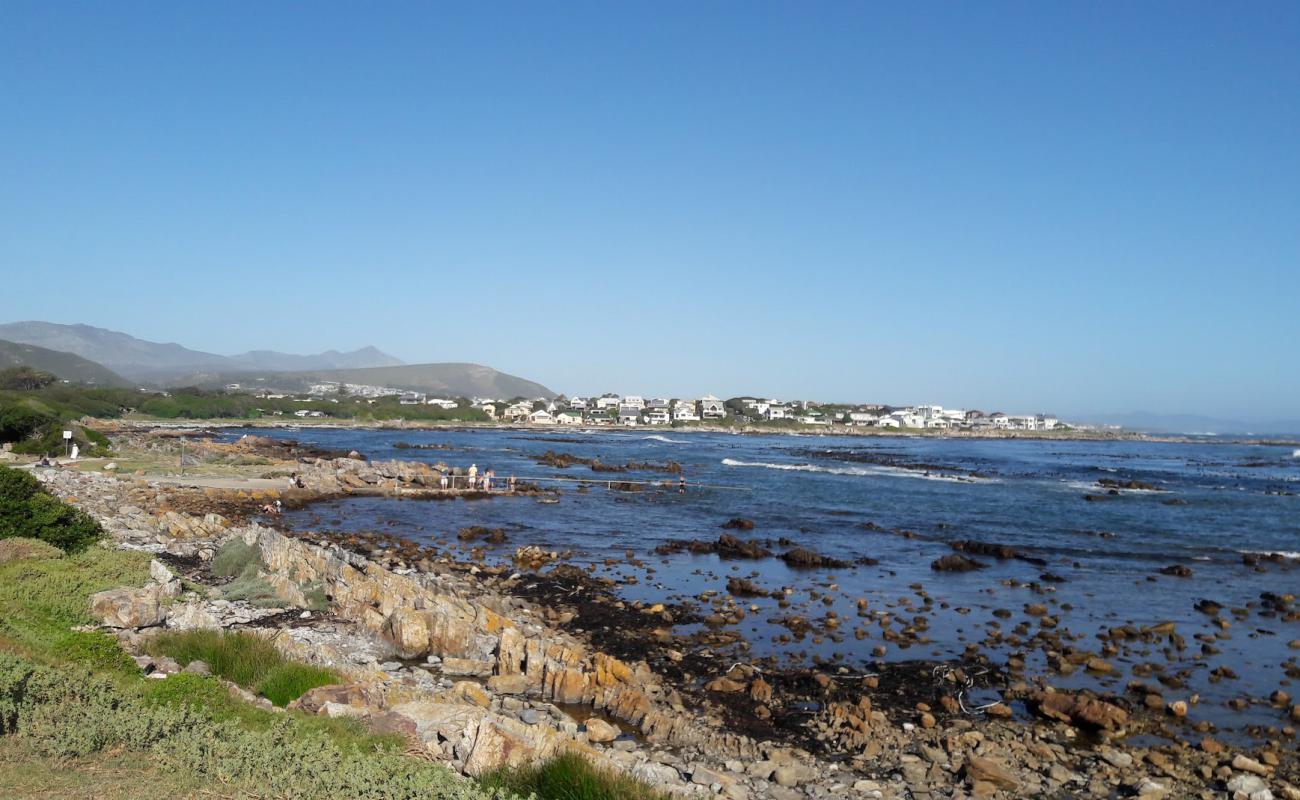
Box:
38;463;1300;800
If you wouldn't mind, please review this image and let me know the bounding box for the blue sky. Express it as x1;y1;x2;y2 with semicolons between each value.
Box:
2;3;1297;421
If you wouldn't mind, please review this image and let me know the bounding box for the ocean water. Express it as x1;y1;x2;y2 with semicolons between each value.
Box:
231;426;1300;735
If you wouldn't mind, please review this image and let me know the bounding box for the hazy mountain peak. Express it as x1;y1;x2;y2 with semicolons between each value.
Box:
0;321;403;380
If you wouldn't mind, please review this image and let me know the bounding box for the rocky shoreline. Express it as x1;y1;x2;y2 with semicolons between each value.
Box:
30;438;1300;799
92;417;1300;449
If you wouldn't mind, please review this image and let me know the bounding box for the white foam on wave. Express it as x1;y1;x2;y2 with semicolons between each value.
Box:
1292;449;1300;458
642;434;687;444
1240;549;1300;560
720;458;994;483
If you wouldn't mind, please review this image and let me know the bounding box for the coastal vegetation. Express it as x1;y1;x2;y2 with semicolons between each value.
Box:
482;751;672;800
0;477;672;800
147;630;339;707
0;465;103;553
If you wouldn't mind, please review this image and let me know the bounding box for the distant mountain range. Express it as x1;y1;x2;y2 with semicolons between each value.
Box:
0;339;132;387
1081;411;1300;436
0;321;404;380
0;321;556;399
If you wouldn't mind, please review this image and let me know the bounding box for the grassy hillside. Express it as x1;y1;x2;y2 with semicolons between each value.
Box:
0;340;131;387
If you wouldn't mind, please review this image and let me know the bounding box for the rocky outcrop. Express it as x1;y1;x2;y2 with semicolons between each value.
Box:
89;559;180;628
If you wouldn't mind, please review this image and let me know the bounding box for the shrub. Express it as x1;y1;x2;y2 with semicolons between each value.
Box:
211;538;262;578
147;630;338;707
0;466;103;552
0;536;63;564
483;751;671;800
0;404;54;443
0;652;504;800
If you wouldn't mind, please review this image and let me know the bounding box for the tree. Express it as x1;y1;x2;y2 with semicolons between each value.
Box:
0;366;58;390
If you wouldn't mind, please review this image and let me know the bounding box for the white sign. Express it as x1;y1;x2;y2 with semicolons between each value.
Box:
62;430;73;440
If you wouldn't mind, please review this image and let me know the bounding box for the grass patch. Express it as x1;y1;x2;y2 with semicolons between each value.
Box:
0;545;150;671
147;629;339;707
482;751;672;800
211;538;283;607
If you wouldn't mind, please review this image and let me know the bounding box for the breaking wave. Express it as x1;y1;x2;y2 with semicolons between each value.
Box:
1239;549;1300;560
720;458;994;483
642;435;687;444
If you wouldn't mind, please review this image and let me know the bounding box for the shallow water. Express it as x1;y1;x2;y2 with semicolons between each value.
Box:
233;426;1300;737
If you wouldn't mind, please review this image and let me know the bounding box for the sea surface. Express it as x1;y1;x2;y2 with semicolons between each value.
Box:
227;426;1300;737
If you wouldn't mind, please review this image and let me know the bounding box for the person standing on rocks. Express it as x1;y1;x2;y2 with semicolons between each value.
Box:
468;463;478;490
439;471;449;490
483;469;493;492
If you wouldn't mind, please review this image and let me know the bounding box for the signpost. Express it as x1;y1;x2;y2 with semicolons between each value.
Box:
62;430;72;457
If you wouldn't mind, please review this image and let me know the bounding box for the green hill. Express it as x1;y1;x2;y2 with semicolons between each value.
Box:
0;340;132;387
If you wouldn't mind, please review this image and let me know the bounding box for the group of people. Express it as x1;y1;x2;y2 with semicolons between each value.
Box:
438;463;515;492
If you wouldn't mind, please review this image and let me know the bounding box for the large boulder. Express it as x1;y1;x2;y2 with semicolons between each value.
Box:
89;585;167;628
463;718;550;777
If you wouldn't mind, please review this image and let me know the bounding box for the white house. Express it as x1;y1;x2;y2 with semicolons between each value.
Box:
399;392;426;405
294;409;325;418
847;412;878;426
645;407;671;425
646;398;670;410
698;395;726;419
1036;414;1059;430
763;406;791;421
672;401;699;422
621;395;646;410
877;416;901;428
555;409;583;425
528;409;556;425
473;402;497;419
569;397;588;411
595;395;622;411
426;398;458;409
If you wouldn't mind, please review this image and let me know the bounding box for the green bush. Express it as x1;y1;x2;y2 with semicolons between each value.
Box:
483;750;671;800
0;404;54;443
211;538;262;578
0;466;103;552
148;630;339;707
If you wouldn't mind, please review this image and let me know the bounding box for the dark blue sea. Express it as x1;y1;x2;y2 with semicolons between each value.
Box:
227;426;1300;736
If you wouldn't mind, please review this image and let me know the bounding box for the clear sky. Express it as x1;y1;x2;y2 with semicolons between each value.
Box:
2;3;1297;421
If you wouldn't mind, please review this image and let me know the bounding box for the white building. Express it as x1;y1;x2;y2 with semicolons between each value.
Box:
672;401;700;422
618;407;641;426
426;398;458;409
528;409;555;425
645;407;671;425
699;395;726;419
847;412;878;426
555;409;583;425
595;395;622;411
569;397;588;410
399;392;426;405
621;395;646;410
